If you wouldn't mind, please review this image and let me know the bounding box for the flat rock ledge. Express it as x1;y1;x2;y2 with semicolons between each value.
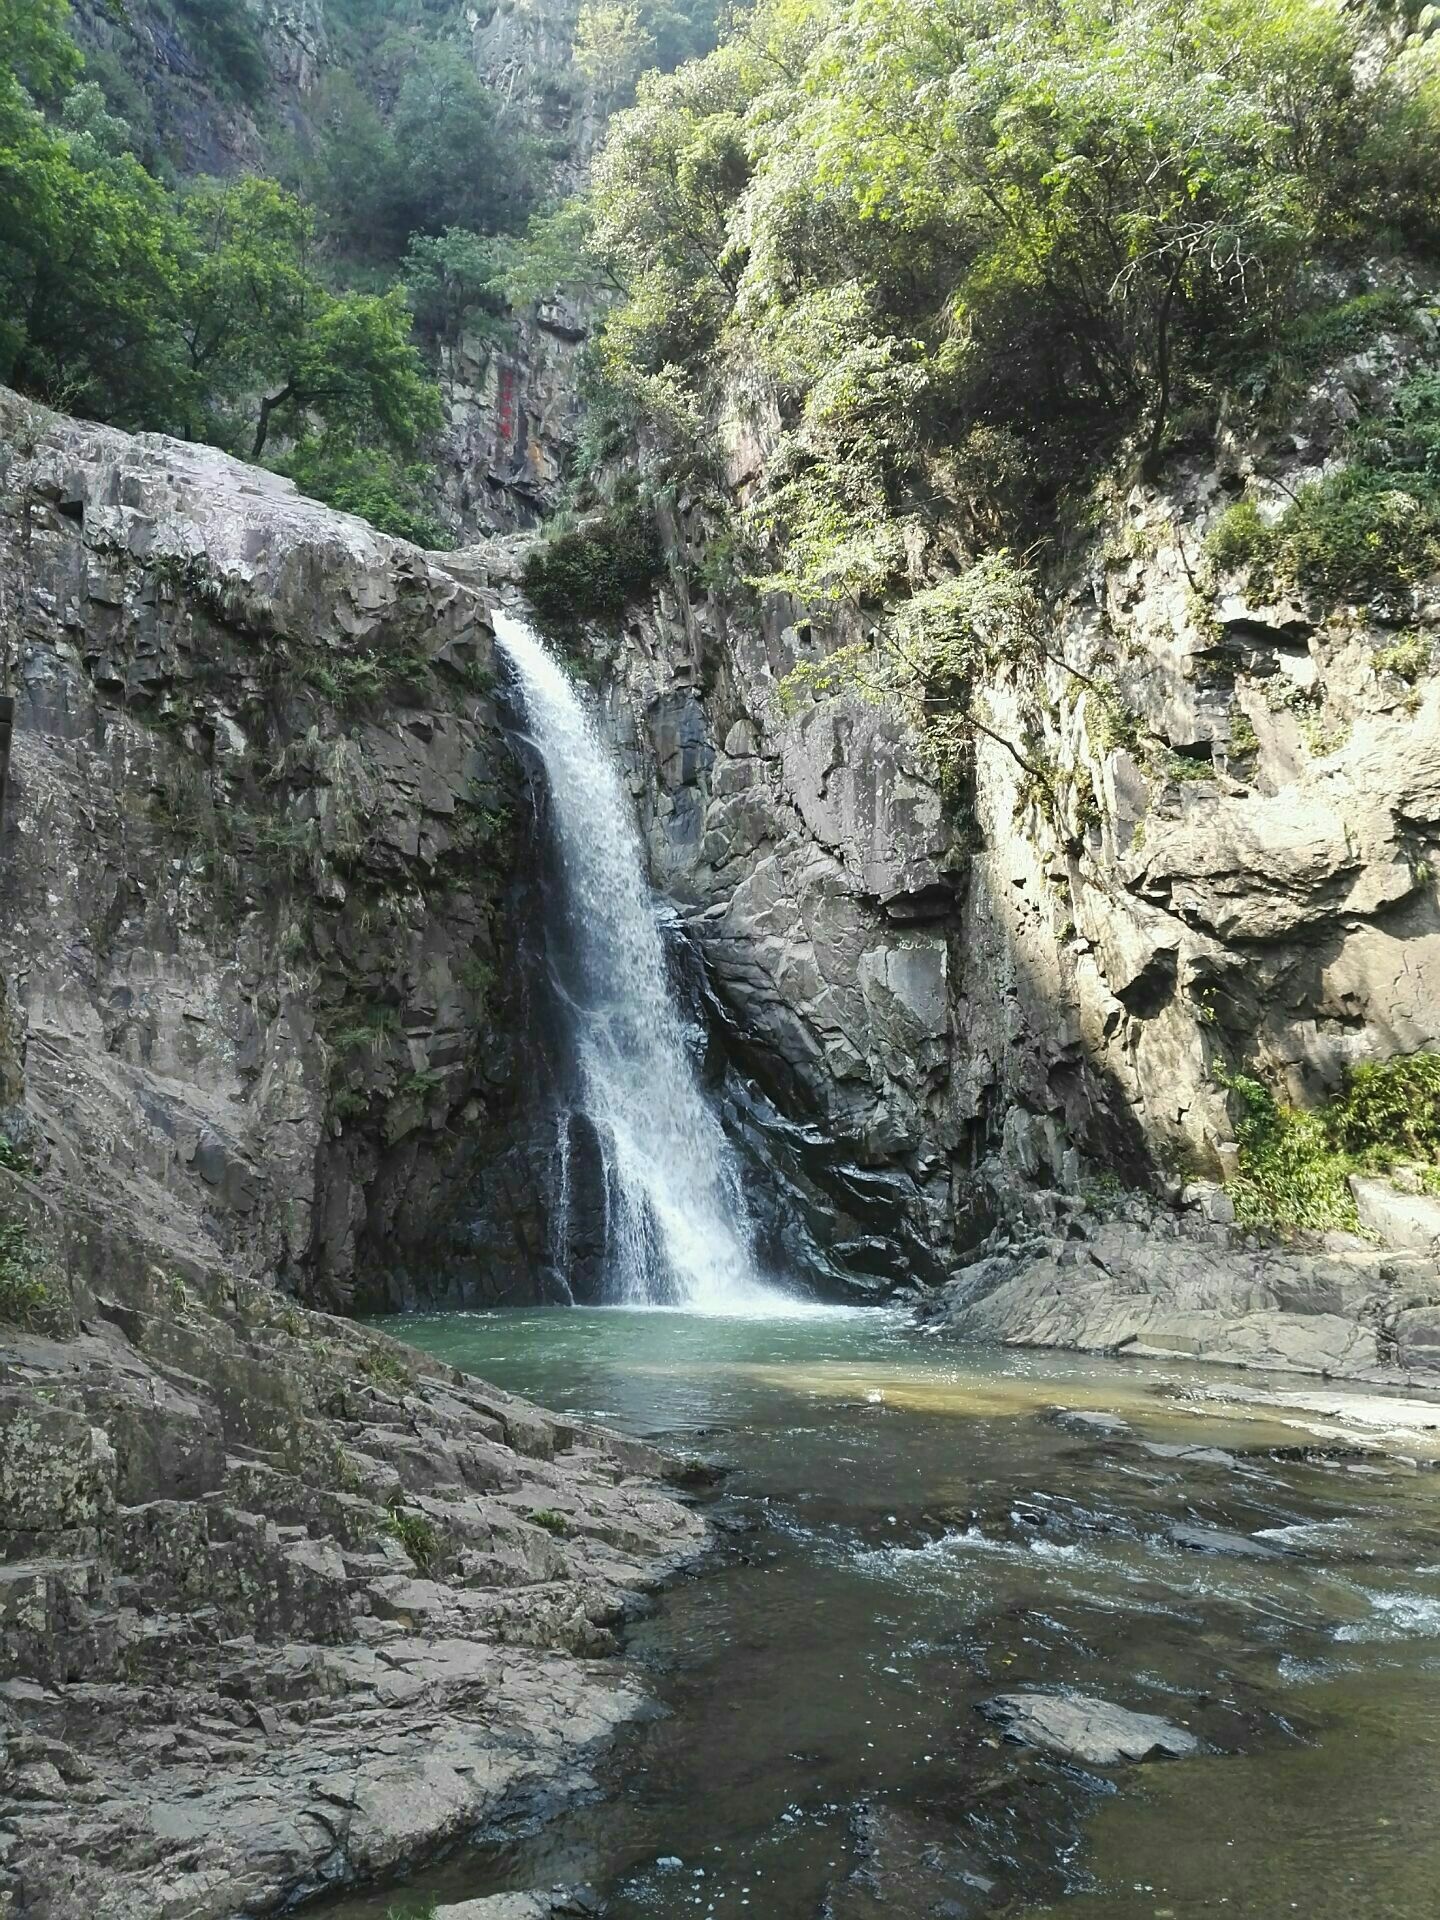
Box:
982;1692;1199;1766
0;1175;705;1920
924;1211;1440;1382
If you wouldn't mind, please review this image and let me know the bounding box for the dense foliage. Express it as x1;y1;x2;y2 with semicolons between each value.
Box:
567;0;1440;693
0;0;445;520
574;0;732;104
2;0;745;536
519;492;665;642
1220;1056;1440;1232
300;45;545;268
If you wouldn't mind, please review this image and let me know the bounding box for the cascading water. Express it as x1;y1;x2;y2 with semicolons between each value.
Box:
494;609;792;1314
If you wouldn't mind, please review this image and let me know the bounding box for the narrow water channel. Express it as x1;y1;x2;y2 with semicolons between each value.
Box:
331;1307;1440;1920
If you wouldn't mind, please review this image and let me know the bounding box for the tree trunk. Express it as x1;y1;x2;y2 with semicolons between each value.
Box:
252;383;296;459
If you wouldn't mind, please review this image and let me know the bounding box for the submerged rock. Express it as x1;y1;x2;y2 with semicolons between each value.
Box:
981;1691;1200;1765
437;1891;601;1919
828;1803;997;1918
1167;1520;1286;1559
1048;1408;1132;1438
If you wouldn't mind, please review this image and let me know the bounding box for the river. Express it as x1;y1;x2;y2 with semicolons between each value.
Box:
327;1306;1440;1920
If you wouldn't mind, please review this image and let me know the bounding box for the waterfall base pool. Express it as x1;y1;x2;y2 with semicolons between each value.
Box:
330;1308;1440;1920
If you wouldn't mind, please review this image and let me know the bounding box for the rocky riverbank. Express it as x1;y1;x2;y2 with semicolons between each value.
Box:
0;1168;703;1919
917;1201;1440;1383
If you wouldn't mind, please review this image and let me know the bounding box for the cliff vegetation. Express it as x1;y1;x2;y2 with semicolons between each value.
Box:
505;0;1440;1209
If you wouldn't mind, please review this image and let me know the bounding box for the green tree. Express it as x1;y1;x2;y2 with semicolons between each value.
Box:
302;43;545;264
1;0;78;97
584;0;1440;602
402;226;510;345
262;284;439;459
389;43;541;240
301;72;412;263
0;74;183;424
574;3;658;104
574;0;734;98
273;431;448;546
175;176;441;458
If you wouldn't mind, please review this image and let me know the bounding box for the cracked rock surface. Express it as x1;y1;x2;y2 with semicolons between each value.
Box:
0;1175;703;1919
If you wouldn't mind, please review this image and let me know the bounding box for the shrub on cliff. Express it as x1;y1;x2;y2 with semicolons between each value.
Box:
1204;370;1440;603
520;496;664;641
1219;1054;1440;1232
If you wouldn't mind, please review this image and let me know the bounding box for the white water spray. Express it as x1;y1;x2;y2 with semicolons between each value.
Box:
494;609;792;1314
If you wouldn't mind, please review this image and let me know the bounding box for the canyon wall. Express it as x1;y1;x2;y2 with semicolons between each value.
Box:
0;389;551;1311
592;323;1440;1362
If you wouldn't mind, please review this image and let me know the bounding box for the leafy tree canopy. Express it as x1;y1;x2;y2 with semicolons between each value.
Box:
553;0;1440;784
0;0;443;537
301;41;546;266
584;0;1440;579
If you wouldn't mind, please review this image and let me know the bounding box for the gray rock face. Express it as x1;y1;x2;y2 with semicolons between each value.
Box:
0;973;23;1124
0;1173;703;1919
597;566;960;1291
922;1212;1440;1379
982;1691;1199;1765
68;0;329;179
0;391;551;1310
1350;1175;1440;1258
590;318;1440;1338
434;299;593;540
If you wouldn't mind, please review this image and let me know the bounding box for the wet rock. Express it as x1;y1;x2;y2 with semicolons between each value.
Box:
928;1216;1440;1380
1141;1442;1240;1468
1167;1521;1285;1559
1047;1408;1132;1438
437;1891;601;1920
981;1691;1200;1765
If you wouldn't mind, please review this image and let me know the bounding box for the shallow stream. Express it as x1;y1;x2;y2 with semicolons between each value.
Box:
334;1308;1440;1919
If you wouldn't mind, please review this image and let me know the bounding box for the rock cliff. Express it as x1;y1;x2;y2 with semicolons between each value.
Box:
590;322;1440;1368
0;393;703;1917
0;389;549;1311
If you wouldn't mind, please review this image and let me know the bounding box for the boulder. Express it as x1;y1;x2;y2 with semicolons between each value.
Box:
981;1691;1199;1765
1350;1176;1440;1258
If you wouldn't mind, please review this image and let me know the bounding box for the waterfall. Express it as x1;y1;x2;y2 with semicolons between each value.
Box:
494;609;792;1314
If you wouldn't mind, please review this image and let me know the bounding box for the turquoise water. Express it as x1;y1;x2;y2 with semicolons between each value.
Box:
330;1307;1440;1919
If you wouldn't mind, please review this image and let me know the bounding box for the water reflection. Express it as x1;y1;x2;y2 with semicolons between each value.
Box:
330;1309;1440;1920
